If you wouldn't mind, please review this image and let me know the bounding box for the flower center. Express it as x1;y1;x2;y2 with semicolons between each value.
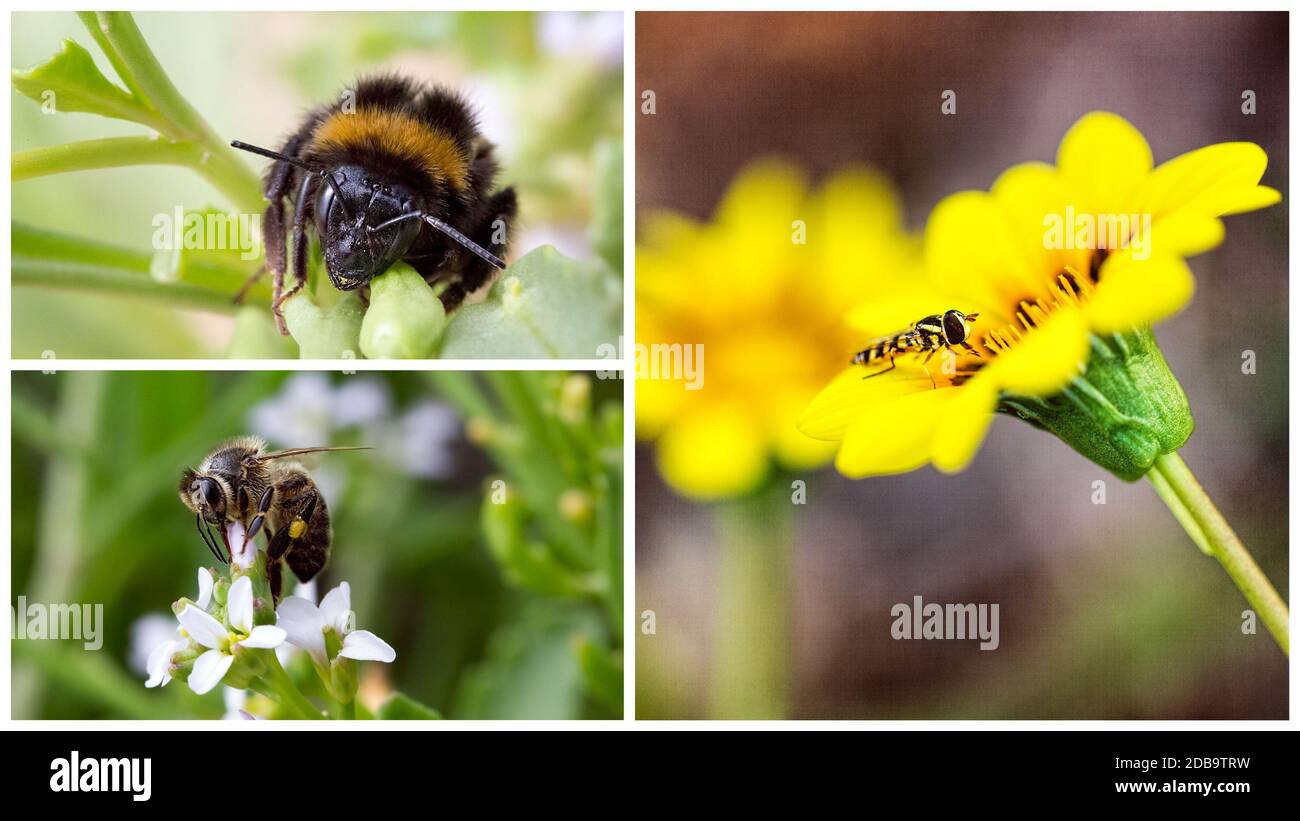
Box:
980;265;1094;356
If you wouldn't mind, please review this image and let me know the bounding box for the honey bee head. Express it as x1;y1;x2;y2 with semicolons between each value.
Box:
941;310;979;346
178;469;231;524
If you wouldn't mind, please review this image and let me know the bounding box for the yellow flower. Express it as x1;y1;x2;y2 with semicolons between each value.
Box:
801;112;1280;479
637;161;918;499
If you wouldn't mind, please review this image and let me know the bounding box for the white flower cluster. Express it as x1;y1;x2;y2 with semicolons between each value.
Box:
145;569;394;698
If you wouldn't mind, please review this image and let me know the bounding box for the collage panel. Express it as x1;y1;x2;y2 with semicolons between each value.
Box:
634;11;1287;719
12;11;623;361
11;371;623;719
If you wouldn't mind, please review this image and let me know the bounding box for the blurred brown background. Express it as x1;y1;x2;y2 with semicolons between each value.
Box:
636;12;1288;719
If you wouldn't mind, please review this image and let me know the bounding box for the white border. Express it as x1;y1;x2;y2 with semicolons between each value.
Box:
4;1;1297;730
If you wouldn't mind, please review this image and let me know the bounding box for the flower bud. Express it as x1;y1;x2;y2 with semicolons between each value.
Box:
998;328;1193;481
359;263;446;359
559;374;592;424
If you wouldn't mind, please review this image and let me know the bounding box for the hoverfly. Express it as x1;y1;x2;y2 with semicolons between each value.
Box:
178;437;367;603
851;309;981;385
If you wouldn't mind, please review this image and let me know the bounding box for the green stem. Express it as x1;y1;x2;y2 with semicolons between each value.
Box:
1149;452;1289;654
13;259;240;313
709;488;791;719
262;652;324;720
13;137;206;180
80;12;264;212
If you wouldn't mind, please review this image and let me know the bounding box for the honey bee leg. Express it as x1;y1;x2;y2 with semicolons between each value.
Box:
268;558;283;605
266;523;292;563
862;355;897;380
244;486;275;545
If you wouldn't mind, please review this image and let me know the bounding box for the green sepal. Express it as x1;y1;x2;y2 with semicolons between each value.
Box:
999;328;1194;481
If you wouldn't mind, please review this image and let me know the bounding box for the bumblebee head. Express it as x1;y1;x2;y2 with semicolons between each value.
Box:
941;310;979;345
315;165;426;291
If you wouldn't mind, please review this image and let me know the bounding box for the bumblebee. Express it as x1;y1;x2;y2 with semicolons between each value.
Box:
231;75;518;334
178;437;365;602
852;309;981;383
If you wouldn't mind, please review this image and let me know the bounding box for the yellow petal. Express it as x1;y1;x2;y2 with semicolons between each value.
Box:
924;190;1040;307
799;364;934;441
1086;254;1194;334
1146;210;1224;258
984;306;1088;396
834;388;956;478
656;403;770;500
931;375;999;473
991;161;1091;282
1143;141;1280;218
1056;112;1152;214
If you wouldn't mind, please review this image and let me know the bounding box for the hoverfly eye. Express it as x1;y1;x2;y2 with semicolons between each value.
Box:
942;311;966;344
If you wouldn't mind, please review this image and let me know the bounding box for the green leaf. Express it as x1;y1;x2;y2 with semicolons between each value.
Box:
575;636;623;713
377;692;443;720
283;292;364;359
12;39;161;129
439;246;622;358
589;139;623;273
359;263;447;359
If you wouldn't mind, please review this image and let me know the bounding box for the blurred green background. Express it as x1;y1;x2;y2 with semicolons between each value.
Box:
11;11;623;357
11;370;623;719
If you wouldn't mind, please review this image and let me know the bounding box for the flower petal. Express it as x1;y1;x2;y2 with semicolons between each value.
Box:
177;604;227;650
1056;111;1152;214
188;649;234;695
144;639;180;688
925;190;1041;308
195;568;214;610
239;625;286;650
339;630;396;663
655;402;770;499
799;365;935;441
984;307;1088;396
930;375;999;473
1086;254;1194;334
833;387;957;478
319;582;351;635
227;575;255;634
1143;141;1280;218
276;596;328;668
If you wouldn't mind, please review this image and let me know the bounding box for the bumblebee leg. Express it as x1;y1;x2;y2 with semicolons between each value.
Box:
862;354;897;380
434;187;517;312
232;265;267;305
272;175;314;327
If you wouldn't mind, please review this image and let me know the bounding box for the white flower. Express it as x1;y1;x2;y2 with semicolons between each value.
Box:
140;568;215;688
226;520;256;570
379;401;459;479
276;581;395;669
177;576;286;695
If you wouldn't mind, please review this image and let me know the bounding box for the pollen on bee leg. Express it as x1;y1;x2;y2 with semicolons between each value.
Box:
289;520;307;539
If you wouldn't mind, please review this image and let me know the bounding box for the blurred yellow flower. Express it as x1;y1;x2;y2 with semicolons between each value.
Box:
801;112;1280;478
637;161;918;499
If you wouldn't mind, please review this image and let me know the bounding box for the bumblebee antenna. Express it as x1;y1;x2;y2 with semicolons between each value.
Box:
231;140;350;215
367;212;506;270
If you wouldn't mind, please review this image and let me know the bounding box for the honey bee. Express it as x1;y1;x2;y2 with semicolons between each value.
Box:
852;309;981;384
178;437;367;603
231;74;518;334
